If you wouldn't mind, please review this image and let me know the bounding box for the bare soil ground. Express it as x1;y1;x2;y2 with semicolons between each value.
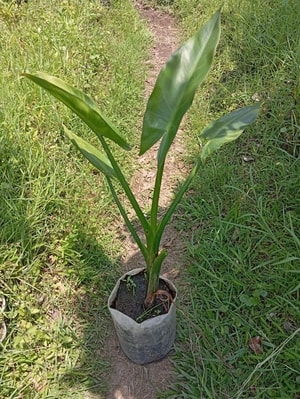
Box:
105;3;188;398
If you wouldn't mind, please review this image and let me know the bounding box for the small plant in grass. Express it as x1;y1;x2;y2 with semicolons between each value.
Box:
23;9;259;309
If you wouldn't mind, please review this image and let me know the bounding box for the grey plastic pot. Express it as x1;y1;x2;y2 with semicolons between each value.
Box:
108;268;177;364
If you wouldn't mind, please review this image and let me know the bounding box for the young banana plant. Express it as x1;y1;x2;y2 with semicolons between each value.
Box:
24;9;259;306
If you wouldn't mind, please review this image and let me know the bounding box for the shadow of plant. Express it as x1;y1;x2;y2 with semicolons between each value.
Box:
59;209;184;398
56;229;118;395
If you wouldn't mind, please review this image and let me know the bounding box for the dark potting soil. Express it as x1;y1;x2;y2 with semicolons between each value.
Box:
111;271;175;323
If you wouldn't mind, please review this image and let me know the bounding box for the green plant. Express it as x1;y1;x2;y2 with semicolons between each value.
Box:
122;275;137;296
23;10;259;307
136;303;163;323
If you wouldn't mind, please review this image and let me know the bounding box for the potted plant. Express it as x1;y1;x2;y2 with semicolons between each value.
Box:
23;10;259;364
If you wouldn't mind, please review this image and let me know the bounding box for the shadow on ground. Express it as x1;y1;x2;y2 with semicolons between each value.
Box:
59;204;185;398
58;3;300;398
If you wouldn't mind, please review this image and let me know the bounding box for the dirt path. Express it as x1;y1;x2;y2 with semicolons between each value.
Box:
106;3;187;398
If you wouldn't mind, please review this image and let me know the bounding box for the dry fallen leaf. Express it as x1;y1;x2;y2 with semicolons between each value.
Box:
248;336;263;354
242;155;255;162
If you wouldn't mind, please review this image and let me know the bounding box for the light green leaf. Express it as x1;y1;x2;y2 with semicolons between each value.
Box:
200;104;260;162
63;126;116;178
240;294;259;307
140;9;221;160
23;72;131;151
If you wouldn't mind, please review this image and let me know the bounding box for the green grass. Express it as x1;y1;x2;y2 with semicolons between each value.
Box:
0;0;150;397
156;0;300;398
1;0;299;398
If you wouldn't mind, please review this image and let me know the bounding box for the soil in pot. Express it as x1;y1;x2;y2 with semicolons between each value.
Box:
111;270;176;323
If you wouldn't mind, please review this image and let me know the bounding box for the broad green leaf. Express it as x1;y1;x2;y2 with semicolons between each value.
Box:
63;126;116;178
140;10;221;159
200;104;260;162
23;72;131;151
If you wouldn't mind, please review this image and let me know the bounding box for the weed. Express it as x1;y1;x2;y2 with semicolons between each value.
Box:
136;302;162;323
122;275;137;296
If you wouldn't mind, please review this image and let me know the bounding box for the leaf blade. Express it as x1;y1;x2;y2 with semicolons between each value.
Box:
200;104;260;162
63;125;116;178
140;9;221;158
23;72;131;151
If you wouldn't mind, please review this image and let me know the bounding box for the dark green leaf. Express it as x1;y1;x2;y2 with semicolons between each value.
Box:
63;126;116;178
200;104;260;162
23;72;131;151
140;10;221;160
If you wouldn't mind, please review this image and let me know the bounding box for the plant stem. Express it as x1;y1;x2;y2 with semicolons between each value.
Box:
106;177;148;260
154;158;202;254
150;158;165;232
146;249;168;298
99;136;150;237
145;158;165;291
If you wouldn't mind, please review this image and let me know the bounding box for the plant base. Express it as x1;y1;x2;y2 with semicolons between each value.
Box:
108;268;177;364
